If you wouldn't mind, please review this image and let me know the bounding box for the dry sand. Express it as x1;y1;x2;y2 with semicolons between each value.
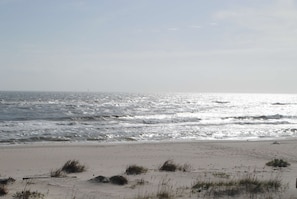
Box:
1;139;297;198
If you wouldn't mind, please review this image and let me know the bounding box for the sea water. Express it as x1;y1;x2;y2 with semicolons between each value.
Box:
0;91;297;144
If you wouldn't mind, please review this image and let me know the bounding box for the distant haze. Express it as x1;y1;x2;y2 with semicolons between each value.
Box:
1;0;297;93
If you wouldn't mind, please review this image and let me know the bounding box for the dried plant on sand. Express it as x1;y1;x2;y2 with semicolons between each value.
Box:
61;160;86;173
159;160;191;172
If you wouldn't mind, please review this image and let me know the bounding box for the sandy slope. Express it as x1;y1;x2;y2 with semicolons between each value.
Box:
1;139;297;198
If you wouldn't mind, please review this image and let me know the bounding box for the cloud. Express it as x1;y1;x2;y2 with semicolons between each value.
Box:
168;27;179;31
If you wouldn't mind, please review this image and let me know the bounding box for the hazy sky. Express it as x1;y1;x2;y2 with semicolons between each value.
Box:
1;0;297;93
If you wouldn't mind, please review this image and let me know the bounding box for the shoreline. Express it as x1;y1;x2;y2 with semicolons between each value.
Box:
1;135;296;147
1;139;297;198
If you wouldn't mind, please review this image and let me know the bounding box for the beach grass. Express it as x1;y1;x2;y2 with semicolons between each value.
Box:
1;140;295;199
61;160;86;173
192;173;284;198
159;160;191;172
50;168;66;178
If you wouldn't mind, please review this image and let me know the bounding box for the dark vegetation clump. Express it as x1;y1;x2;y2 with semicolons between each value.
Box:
159;160;178;172
0;177;16;185
0;185;8;196
61;160;86;173
266;159;290;167
126;165;148;175
13;190;45;199
159;160;191;172
90;175;128;185
109;175;128;185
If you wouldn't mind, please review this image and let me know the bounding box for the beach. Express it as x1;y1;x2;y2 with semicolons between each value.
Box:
1;139;297;199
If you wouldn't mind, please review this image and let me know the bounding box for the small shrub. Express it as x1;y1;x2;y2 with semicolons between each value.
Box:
13;190;45;199
266;159;290;167
61;160;86;173
0;185;8;196
159;160;190;172
109;175;128;185
126;165;148;175
50;169;66;178
159;160;178;172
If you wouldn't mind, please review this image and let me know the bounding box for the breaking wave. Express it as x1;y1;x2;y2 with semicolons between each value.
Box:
1;91;297;143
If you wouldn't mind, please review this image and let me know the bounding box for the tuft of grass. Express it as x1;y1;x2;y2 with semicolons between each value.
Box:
266;159;290;167
61;160;86;173
50;168;66;178
109;175;128;185
0;185;8;196
156;178;175;199
192;175;283;197
13;190;45;199
212;172;230;179
159;160;190;172
126;165;148;175
134;177;176;199
160;160;177;172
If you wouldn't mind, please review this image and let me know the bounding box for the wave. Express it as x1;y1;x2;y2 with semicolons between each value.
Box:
233;121;290;125
140;117;201;125
213;101;230;104
130;114;202;125
0;137;72;143
223;114;292;121
66;115;123;122
0;115;126;122
272;103;289;106
271;102;297;106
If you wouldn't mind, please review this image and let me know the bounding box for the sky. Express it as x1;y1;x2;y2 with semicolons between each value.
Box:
1;0;297;93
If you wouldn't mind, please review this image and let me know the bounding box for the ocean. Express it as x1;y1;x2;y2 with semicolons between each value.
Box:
0;91;297;144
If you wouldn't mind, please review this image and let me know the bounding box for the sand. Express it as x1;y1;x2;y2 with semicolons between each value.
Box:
0;139;297;199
